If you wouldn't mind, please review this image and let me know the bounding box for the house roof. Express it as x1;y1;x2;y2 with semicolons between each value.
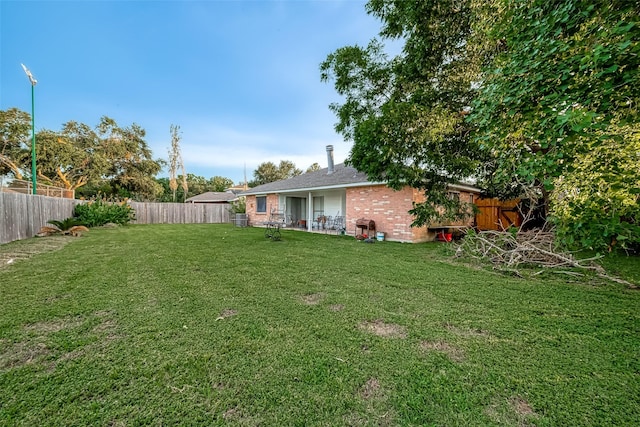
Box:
242;162;481;196
185;192;237;203
242;163;376;195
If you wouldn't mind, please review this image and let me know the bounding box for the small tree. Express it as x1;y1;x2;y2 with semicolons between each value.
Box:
168;124;182;202
306;162;321;173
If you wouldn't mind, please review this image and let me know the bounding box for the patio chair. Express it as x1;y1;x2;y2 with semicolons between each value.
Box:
325;215;345;234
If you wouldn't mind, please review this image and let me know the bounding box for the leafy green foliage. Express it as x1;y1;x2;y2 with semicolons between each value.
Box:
48;217;86;232
471;0;640;249
321;1;484;225
35;121;105;190
96;117;163;200
305;162;321;173
552;124;640;251
74;196;135;227
228;196;246;214
0;108;31;179
250;160;302;187
1;110;164;200
324;0;639;248
155;174;235;202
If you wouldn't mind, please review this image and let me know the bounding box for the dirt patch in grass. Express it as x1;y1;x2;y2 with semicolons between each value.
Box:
2;311;120;372
343;412;395;427
358;320;407;338
328;304;344;312
348;377;396;426
216;309;238;320
0;235;75;269
420;340;465;362
43;294;71;303
359;377;382;400
91;314;119;342
24;315;84;334
221;407;261;425
299;292;325;306
485;396;539;426
0;340;50;370
222;407;239;420
510;397;536;417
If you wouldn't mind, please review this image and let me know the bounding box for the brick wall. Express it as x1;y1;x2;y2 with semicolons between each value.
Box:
346;185;477;243
245;194;281;225
247;185;477;242
346;185;430;243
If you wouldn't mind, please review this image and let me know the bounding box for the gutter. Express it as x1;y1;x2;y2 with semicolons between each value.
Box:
243;181;387;196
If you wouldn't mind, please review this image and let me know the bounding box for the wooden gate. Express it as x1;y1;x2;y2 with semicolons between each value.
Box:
475;198;521;231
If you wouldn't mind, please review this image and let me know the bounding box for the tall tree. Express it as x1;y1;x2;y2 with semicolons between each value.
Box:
96;117;163;200
208;176;234;192
35;121;106;190
470;0;640;249
250;160;302;186
321;0;485;225
0;108;31;178
168;124;185;202
1;110;165;200
323;0;639;250
472;0;639;201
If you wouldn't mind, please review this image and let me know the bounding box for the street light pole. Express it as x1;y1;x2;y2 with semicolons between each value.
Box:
21;63;37;195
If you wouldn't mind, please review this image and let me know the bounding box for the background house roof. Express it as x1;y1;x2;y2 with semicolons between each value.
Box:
242;163;373;195
185;192;238;203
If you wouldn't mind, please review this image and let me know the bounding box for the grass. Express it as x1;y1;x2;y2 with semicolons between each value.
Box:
0;224;638;426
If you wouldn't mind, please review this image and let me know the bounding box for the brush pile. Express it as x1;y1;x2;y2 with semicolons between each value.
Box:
454;229;613;277
456;229;592;268
456;229;636;286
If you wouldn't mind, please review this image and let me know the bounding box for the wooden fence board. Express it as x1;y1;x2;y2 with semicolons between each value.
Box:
127;202;231;225
475;198;522;231
1;193;232;245
0;193;80;244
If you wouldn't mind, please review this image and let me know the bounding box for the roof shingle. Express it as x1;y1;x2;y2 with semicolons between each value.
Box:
242;163;374;195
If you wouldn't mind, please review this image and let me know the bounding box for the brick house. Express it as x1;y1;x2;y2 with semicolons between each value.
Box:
242;146;480;243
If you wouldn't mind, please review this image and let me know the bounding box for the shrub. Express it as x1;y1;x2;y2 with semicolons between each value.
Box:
229;197;246;214
48;218;86;231
74;196;136;227
551;125;640;252
37;218;89;237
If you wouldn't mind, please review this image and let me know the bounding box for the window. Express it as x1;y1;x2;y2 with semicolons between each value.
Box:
313;196;324;219
256;196;267;213
447;191;460;201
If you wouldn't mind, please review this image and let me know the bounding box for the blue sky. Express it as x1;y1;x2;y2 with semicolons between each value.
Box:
1;0;387;184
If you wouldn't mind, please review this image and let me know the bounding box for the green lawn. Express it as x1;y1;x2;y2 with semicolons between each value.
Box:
1;224;638;426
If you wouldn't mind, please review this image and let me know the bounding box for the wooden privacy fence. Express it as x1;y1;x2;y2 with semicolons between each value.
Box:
130;202;230;225
0;193;80;244
1;193;232;245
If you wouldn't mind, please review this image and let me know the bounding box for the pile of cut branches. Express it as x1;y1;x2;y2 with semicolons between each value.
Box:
455;229;631;286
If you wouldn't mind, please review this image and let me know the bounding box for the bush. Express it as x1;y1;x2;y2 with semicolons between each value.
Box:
551;125;640;252
74;197;136;227
229;197;246;214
